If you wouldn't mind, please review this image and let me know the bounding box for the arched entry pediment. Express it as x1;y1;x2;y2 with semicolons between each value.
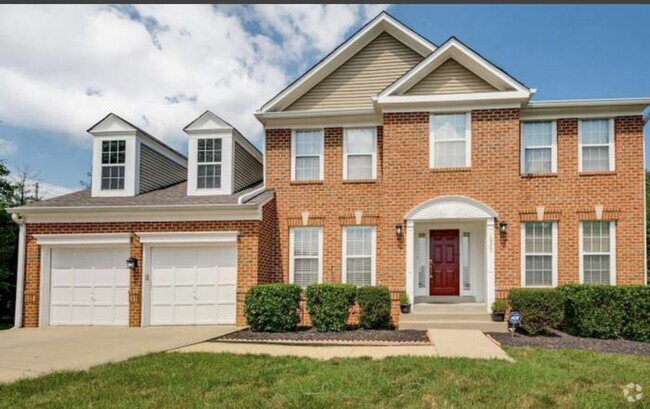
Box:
405;195;497;220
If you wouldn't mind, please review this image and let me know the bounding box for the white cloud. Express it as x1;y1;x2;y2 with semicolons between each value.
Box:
0;138;18;158
0;5;388;149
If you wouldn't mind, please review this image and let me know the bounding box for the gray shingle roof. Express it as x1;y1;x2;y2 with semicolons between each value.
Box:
14;181;270;210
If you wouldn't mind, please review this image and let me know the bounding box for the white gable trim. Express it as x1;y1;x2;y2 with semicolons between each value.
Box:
258;12;435;114
379;38;529;99
405;195;498;220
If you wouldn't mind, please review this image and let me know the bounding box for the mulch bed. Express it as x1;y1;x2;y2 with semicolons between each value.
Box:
211;327;431;346
487;330;650;355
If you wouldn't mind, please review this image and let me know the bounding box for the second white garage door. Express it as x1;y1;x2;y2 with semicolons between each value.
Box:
149;245;236;325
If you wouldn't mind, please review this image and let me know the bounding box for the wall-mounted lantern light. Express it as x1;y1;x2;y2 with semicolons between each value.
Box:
126;257;138;269
499;221;508;234
395;223;403;238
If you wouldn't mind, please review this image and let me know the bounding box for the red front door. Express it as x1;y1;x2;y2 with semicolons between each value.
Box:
429;229;460;296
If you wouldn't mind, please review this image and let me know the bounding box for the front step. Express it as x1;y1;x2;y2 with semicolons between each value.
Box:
400;303;508;333
412;303;488;314
400;320;508;332
404;313;493;322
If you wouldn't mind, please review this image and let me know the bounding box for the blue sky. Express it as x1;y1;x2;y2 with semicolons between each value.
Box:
0;4;648;192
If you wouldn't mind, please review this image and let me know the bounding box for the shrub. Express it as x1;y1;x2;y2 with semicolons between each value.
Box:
560;284;649;341
357;286;392;329
399;292;410;306
508;288;564;335
306;284;356;332
491;299;507;313
244;284;301;332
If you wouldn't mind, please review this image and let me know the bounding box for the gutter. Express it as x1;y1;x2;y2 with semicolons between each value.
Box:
6;202;259;215
238;186;267;205
11;213;26;329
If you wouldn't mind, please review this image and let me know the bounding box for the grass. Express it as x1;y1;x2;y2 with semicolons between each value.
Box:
0;347;648;409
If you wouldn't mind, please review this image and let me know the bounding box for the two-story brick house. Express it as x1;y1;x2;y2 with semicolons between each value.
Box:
9;12;648;328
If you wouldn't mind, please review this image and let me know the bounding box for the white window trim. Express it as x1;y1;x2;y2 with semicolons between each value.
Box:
343;128;377;180
578;221;616;285
341;226;377;286
187;133;233;196
520;121;557;175
289;226;323;286
91;136;138;197
429;112;472;169
578;119;615;172
196;139;223;190
291;129;324;181
520;222;558;288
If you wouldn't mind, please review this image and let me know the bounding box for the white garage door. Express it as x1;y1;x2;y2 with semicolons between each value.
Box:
149;245;236;325
50;247;129;326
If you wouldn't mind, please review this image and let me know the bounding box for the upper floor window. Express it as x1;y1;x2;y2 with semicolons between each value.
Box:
581;221;616;285
292;130;323;181
521;121;556;174
344;128;376;180
343;226;376;286
101;140;126;190
429;113;471;168
290;226;322;287
521;222;557;287
197;138;222;189
579;119;614;172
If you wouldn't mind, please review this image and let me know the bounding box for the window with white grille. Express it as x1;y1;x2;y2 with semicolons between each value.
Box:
344;128;376;180
343;226;375;286
429;113;471;168
579;119;614;172
522;222;556;287
521;122;556;174
101;140;126;190
581;221;615;285
290;227;321;287
292;130;323;181
197;138;222;189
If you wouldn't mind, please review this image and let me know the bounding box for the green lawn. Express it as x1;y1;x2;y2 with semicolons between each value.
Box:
0;347;648;409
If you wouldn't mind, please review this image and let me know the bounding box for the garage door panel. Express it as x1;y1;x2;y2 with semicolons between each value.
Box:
218;266;237;285
217;285;236;302
217;304;235;323
174;286;195;304
213;247;236;265
196;268;218;284
72;269;93;286
174;268;195;284
152;268;174;285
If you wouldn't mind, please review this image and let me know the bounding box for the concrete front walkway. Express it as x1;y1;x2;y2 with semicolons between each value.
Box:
176;329;512;361
0;326;239;383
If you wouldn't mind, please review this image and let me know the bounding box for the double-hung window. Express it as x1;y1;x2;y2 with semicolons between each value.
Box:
101;140;126;190
342;226;376;286
522;222;557;287
579;119;614;172
581;221;615;285
290;227;322;287
344;128;376;180
197;138;222;189
429;113;471;168
521;122;556;174
292;130;323;181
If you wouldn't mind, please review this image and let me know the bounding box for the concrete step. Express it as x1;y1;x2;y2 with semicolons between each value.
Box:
399;320;508;333
401;313;493;322
412;303;487;314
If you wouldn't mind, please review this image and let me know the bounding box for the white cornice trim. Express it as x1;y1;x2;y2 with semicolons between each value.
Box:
521;98;650;120
137;231;238;244
33;233;131;246
527;98;650;108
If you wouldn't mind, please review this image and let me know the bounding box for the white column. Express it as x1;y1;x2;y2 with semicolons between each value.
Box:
405;220;415;309
485;218;496;313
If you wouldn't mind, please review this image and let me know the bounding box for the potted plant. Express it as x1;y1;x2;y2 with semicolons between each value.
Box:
491;300;507;322
399;292;411;314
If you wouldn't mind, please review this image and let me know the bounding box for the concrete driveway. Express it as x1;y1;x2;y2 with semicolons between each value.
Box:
0;326;239;383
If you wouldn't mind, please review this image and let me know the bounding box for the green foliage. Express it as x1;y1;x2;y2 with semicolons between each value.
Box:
508;288;564;335
0;162;19;323
357;286;392;329
491;300;507;313
560;284;650;342
305;284;356;332
399;291;410;305
244;284;301;332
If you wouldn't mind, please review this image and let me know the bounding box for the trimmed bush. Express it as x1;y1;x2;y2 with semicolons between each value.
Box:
560;284;650;341
244;284;301;332
306;284;356;332
357;286;392;329
508;288;564;335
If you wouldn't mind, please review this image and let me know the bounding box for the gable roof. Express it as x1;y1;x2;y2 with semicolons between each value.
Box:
258;11;436;114
403;58;497;95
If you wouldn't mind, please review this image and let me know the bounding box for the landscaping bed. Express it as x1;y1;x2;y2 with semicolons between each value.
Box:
488;330;650;355
212;327;430;345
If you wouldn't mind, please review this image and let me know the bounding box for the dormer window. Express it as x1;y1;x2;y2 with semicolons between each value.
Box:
197;138;222;189
100;140;126;190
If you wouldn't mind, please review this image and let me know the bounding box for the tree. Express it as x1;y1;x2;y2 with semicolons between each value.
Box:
0;162;19;323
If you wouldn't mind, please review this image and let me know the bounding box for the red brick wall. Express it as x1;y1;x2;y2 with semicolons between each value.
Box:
21;199;279;327
265;110;646;324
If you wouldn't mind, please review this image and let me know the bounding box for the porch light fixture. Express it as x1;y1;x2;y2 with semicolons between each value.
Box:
126;257;138;269
499;221;508;234
395;223;403;237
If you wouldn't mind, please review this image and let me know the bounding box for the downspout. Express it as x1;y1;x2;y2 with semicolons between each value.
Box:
11;213;26;329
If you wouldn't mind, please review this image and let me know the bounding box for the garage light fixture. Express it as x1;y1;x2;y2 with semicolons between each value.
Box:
126;257;138;269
